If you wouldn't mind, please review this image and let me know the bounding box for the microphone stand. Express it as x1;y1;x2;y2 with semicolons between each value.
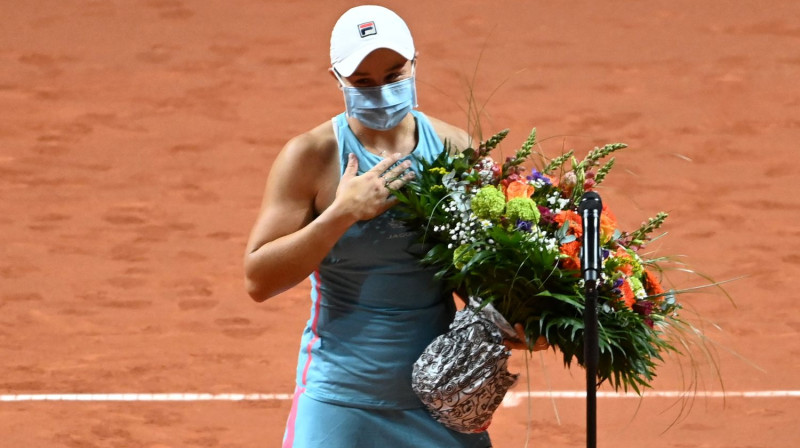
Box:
584;277;599;448
579;192;603;448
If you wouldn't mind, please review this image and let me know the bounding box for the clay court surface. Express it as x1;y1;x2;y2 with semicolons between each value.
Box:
1;1;799;446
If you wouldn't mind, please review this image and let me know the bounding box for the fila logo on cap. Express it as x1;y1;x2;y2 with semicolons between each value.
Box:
358;21;377;38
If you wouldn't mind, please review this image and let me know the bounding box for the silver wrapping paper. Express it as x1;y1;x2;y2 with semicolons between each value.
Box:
411;298;519;433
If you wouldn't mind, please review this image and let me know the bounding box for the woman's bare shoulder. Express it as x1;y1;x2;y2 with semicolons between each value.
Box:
425;115;472;153
264;121;338;184
262;119;339;199
282;120;338;160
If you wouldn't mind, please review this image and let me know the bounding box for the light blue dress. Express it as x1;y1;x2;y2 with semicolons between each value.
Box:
282;111;491;447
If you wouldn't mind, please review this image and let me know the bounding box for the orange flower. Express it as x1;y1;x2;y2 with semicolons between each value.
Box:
613;247;634;276
503;179;535;200
554;210;583;238
618;280;636;309
644;270;665;299
600;205;617;243
559;240;581;272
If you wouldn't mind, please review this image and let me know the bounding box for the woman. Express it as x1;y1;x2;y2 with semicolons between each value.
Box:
244;5;542;447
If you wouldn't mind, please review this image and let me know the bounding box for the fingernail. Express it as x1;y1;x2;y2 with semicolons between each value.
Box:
394;152;401;157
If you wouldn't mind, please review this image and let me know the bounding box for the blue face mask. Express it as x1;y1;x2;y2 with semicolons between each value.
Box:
335;68;418;131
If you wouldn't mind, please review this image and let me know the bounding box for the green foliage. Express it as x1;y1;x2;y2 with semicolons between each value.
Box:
542;150;574;175
625;212;670;247
594;157;615;185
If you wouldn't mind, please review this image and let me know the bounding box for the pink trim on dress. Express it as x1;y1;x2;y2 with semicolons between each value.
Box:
282;386;306;448
301;270;323;385
284;271;323;447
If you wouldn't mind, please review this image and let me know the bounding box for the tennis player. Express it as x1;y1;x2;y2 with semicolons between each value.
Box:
245;5;542;447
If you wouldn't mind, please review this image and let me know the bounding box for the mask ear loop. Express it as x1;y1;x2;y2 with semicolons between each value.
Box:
332;68;355;118
409;59;418;108
331;68;347;89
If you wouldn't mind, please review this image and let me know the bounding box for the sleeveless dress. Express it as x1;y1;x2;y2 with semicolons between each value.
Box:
282;111;492;448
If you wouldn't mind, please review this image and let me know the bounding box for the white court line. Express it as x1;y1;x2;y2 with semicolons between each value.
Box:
0;393;294;402
0;391;797;406
500;390;800;407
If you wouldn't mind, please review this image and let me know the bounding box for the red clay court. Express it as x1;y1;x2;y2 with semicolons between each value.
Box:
1;1;798;446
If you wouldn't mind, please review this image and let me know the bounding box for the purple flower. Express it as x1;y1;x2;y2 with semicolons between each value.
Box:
527;169;552;185
515;219;533;233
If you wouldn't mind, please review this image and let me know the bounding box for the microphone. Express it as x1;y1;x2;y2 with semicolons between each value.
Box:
578;191;603;283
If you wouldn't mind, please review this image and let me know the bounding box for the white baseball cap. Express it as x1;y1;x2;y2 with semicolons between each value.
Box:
330;5;415;77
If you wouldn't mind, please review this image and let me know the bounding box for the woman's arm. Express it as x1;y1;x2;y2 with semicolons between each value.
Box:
244;133;413;302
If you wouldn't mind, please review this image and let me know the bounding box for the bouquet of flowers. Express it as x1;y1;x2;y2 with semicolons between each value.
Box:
394;128;699;393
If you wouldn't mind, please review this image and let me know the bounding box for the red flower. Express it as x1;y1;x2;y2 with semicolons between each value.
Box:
633;300;656;328
491;163;502;179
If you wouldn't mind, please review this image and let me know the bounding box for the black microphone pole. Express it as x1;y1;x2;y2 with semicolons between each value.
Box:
579;191;603;448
